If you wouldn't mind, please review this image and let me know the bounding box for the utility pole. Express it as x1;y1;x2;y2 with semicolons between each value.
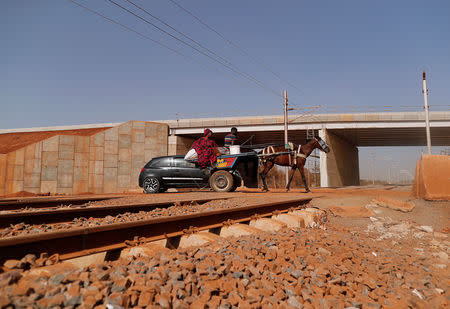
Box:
370;151;375;185
283;90;288;147
314;150;318;187
386;159;391;184
283;90;289;185
422;71;432;154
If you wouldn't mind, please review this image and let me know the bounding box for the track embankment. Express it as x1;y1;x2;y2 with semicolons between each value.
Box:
0;197;312;263
0;197;229;228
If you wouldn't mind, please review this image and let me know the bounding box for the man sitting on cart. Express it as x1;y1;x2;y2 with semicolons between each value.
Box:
191;128;219;168
224;127;238;149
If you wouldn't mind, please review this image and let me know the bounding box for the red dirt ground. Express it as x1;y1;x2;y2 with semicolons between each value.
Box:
3;191;38;198
0;186;448;308
1;186;447;231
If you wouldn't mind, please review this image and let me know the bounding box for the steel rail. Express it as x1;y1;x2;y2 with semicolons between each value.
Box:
0;197;311;264
0;196;125;211
0;197;229;228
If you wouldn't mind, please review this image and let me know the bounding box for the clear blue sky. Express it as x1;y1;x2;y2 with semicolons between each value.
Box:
2;0;449;180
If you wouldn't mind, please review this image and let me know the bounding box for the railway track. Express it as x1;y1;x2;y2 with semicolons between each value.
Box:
0;195;124;211
0;197;311;264
0;197;229;228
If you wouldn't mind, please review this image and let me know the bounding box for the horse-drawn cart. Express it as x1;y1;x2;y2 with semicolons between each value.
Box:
209;152;259;191
208;150;295;192
208;136;330;192
139;137;330;193
139;152;260;193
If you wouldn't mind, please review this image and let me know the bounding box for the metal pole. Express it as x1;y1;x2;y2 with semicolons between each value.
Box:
370;151;375;185
422;71;432;154
284;90;288;147
388;162;392;184
314;149;317;187
283;90;289;186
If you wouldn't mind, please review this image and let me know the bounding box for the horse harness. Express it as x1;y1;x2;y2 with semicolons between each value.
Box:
287;142;306;159
260;143;306;166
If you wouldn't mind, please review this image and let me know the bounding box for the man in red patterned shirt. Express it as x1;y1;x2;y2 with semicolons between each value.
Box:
191;129;218;168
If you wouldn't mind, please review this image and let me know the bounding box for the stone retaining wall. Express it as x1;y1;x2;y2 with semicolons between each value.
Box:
0;121;168;195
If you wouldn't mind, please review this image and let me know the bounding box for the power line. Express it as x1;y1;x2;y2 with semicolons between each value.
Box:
68;0;200;65
122;0;281;98
167;0;307;96
124;0;234;68
107;0;282;98
67;0;281;98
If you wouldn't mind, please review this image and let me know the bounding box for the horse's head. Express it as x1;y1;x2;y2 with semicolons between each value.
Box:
314;136;330;153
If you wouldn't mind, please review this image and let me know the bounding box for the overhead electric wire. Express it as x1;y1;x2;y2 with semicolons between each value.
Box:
167;0;307;96
107;0;282;98
67;0;281;98
67;0;264;90
68;0;201;66
123;0;234;68
122;0;278;97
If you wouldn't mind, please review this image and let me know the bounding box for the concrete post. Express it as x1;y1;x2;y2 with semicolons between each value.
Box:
319;129;329;187
319;128;360;187
168;134;178;156
422;72;432;154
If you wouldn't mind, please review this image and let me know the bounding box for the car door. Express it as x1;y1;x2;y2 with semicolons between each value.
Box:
171;157;208;187
152;157;175;186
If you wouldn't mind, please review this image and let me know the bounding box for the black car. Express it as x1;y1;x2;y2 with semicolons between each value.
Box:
139;156;209;193
139;154;259;193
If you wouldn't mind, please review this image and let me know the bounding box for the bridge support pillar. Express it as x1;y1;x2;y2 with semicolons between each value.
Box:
319;129;360;187
168;135;196;156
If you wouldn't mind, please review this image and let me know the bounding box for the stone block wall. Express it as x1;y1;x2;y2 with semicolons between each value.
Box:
0;121;168;196
168;135;196;155
86;121;168;193
74;136;90;193
0;154;6;196
6;148;25;194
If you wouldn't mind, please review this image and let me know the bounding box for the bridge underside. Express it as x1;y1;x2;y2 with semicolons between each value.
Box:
171;126;450;188
176;126;450;147
327;127;450;147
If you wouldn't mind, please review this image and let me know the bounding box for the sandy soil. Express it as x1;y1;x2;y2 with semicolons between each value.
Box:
307;187;449;232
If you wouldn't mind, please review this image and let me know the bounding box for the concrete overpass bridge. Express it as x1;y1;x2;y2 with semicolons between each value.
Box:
163;111;450;187
1;111;448;190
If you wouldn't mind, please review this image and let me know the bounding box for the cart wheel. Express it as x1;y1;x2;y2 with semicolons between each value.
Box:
229;183;238;192
231;174;242;192
210;170;234;192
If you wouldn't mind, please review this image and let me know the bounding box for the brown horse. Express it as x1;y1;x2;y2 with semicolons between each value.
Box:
258;136;330;192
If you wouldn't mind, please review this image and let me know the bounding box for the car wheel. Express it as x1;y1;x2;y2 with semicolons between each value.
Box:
210;170;234;192
143;177;160;194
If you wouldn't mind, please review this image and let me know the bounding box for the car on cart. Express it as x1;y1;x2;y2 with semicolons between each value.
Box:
139;154;259;193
